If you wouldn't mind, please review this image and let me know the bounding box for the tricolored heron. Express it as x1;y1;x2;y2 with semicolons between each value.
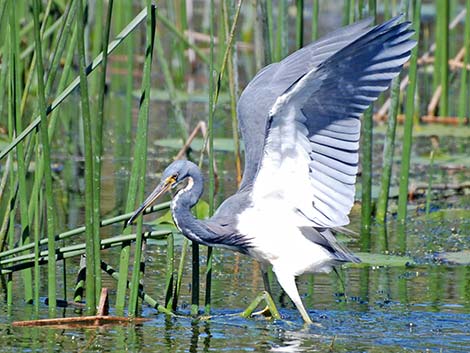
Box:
127;15;415;324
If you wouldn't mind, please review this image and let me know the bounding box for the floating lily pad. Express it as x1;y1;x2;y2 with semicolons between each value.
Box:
434;250;470;265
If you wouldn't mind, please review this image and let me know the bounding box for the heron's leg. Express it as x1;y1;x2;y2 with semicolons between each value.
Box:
261;264;272;294
250;264;274;317
274;271;313;325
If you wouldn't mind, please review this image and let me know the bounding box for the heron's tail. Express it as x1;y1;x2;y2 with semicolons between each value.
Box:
319;228;361;264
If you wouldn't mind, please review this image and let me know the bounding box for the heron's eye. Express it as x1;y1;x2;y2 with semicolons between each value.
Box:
168;174;178;184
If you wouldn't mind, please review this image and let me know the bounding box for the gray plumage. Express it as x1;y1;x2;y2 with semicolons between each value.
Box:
128;15;416;324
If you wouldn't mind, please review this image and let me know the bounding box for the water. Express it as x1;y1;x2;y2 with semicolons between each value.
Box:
2;97;470;351
2;233;470;352
2;11;470;350
1;90;469;351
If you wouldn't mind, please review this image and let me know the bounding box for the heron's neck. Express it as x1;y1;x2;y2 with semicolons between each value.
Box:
170;168;205;239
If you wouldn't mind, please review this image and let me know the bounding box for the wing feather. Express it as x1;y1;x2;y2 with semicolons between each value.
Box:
236;18;379;190
249;15;415;228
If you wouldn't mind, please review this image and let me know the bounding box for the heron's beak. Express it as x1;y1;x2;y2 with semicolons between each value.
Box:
126;176;176;227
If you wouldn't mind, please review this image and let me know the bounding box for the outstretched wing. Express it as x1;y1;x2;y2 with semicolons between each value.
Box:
237;17;376;191
250;16;415;228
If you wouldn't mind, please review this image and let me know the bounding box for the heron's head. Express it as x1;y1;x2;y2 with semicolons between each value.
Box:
126;160;198;226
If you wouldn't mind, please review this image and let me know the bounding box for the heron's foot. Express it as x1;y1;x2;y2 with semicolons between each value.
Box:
240;291;281;320
252;305;273;318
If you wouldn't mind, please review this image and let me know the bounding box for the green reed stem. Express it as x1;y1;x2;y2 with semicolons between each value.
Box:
33;181;40;310
311;0;319;40
376;76;400;228
458;0;470;122
437;0;449;116
6;0;14;307
155;11;209;65
255;0;270;67
77;0;97;314
223;1;242;184
174;0;188;86
19;13;63;61
425;149;436;215
397;0;421;232
1;230;171;272
359;5;375;251
8;0;33;305
275;0;288;61
343;0;351;25
164;232;175;309
360;106;373;251
349;0;356;23
127;2;156;317
154;32;189;141
368;0;376;18
91;0;114;304
296;0;304;49
0;202;171;260
172;236;189;311
100;259;173;316
19;0;53;120
28;26;77;228
0;8;148;161
114;0;136;210
32;0;57;315
204;0;216;316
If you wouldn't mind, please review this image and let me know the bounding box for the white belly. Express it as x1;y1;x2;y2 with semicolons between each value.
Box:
237;202;335;276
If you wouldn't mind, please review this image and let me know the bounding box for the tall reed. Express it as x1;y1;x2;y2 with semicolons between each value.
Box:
127;1;156;317
458;0;470;122
437;0;449;116
90;0;114;302
376;76;401;225
76;0;98;314
375;4;405;243
311;0;319;40
204;0;216;316
396;0;421;246
296;0;304;49
8;0;34;305
275;0;288;61
359;0;376;251
32;0;58;314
